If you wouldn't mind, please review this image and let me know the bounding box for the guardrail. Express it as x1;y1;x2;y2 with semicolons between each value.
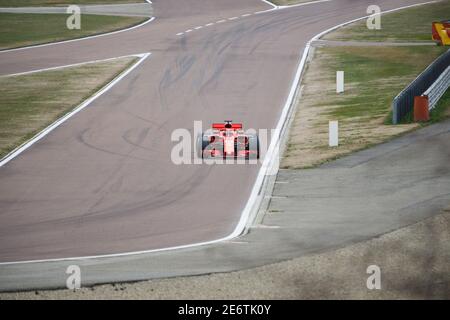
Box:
423;65;450;109
392;49;450;124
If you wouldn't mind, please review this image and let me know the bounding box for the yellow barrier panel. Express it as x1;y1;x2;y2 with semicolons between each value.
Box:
432;21;450;45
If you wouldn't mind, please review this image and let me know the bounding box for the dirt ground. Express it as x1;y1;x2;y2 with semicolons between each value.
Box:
2;205;449;300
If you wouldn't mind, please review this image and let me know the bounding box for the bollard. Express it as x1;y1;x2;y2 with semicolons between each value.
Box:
336;71;344;93
414;96;430;122
329;120;338;147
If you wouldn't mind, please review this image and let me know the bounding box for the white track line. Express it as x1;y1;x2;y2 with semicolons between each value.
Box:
254;10;270;14
2;54;145;78
277;0;333;9
0;1;438;265
176;0;335;37
260;0;278;9
0;53;151;170
0;17;155;54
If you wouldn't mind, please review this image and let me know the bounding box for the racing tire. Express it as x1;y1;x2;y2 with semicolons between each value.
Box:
247;134;259;160
196;133;209;159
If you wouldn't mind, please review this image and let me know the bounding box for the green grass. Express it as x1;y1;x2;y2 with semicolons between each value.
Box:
430;88;450;122
0;12;146;50
0;57;137;159
281;46;444;168
319;46;447;122
0;0;144;6
324;0;450;42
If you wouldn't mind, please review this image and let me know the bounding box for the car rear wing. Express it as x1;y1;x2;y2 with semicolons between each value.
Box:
212;123;243;130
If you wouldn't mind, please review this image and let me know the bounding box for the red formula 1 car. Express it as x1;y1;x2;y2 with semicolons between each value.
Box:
197;121;259;160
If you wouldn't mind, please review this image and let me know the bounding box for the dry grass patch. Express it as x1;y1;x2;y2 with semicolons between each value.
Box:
0;57;137;158
0;13;147;50
282;46;448;169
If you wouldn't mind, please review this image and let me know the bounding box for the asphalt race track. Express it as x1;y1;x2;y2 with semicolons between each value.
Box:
0;0;431;263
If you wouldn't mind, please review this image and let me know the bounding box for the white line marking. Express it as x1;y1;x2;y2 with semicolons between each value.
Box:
254;0;332;15
0;53;151;170
0;0;438;266
226;241;249;244
176;0;332;41
277;0;332;9
1;54;144;78
182;0;333;38
0;17;155;54
176;32;184;36
253;224;281;229
260;0;278;9
185;29;193;33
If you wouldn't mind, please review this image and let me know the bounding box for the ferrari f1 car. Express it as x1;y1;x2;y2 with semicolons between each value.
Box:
197;121;259;159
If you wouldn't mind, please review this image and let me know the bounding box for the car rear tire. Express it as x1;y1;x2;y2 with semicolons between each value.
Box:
196;133;209;159
247;134;259;160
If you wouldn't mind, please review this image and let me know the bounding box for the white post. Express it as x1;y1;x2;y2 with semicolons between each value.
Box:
329;120;338;147
336;71;344;93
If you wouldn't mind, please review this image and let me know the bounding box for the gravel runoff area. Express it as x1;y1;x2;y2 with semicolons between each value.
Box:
1;206;449;299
